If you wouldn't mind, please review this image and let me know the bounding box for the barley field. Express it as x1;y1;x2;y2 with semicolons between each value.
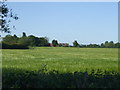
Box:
2;47;118;73
2;47;120;88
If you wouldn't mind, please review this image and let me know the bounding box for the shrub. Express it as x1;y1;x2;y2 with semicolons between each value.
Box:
1;42;29;49
2;68;120;88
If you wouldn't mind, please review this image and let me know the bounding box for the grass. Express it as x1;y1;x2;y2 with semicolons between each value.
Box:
2;47;119;88
2;47;118;73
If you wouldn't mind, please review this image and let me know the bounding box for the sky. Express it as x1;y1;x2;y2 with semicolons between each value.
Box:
5;0;120;2
4;2;118;45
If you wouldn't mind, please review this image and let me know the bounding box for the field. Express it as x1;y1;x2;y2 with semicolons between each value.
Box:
2;47;118;72
2;47;120;88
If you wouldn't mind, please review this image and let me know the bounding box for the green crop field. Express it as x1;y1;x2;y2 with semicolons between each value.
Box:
2;47;118;73
2;47;120;88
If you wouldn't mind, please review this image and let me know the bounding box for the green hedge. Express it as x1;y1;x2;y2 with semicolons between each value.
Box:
0;43;29;49
2;68;120;88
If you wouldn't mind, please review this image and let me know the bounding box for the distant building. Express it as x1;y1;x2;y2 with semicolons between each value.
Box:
50;43;69;47
49;43;59;47
50;43;53;47
59;43;69;47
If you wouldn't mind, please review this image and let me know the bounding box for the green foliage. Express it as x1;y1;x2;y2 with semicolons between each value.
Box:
101;41;120;48
1;42;29;49
0;0;18;33
2;32;50;49
13;34;19;43
27;35;38;46
2;68;120;88
52;40;58;47
18;37;29;46
3;35;14;44
73;40;79;47
22;32;27;37
2;33;119;48
38;37;49;46
17;32;29;46
78;41;120;48
86;44;100;48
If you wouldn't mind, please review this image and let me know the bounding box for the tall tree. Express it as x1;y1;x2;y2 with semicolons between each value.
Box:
38;37;49;46
27;35;37;46
13;34;19;43
104;41;109;48
0;0;18;33
73;40;79;47
2;34;13;44
52;40;58;47
22;32;27;37
18;32;29;46
109;41;114;48
101;43;104;48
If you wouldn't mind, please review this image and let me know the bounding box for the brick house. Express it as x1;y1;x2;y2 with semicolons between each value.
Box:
50;43;53;47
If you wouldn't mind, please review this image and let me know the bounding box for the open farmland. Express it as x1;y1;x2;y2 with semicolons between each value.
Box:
2;47;120;88
2;47;118;73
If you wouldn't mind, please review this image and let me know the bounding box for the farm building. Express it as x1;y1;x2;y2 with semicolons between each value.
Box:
50;43;69;47
59;43;69;47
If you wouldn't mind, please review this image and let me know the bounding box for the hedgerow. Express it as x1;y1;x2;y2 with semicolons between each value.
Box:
2;68;120;88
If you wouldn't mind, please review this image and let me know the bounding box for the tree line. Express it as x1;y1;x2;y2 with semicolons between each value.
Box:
0;32;120;49
1;32;49;49
73;40;120;48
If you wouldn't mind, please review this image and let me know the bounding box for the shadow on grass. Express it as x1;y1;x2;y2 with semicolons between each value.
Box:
2;67;120;88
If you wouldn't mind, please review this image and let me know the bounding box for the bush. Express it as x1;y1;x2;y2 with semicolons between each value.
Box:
1;43;29;49
2;68;120;88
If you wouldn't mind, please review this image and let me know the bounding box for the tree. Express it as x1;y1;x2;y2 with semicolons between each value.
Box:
27;35;37;46
0;0;18;33
26;35;49;47
101;43;104;48
2;34;13;44
104;41;109;48
73;40;79;47
52;40;58;47
17;37;29;46
22;32;27;37
38;37;49;46
18;32;29;46
2;34;19;44
109;41;114;48
13;34;19;43
104;41;114;48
